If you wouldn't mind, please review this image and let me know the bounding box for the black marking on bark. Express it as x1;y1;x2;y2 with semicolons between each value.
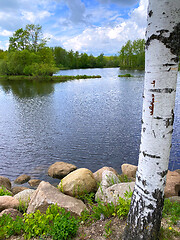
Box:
154;116;163;120
167;129;173;134
148;10;153;17
147;203;154;210
136;183;150;195
162;12;165;15
123;187;164;240
149;94;155;115
143;151;161;159
149;88;175;93
153;130;156;138
143;127;146;132
157;170;168;178
165;110;174;128
142;180;147;186
146;22;180;61
163;63;176;67
163;135;165;138
141;119;144;124
156;162;159;165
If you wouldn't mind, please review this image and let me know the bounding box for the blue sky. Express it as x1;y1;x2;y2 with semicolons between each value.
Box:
0;0;148;55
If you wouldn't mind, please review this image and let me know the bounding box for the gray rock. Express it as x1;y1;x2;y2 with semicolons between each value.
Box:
93;167;118;183
0;196;19;211
95;182;135;205
48;162;77;179
27;181;87;216
14;189;35;205
121;164;137;178
59;168;97;197
12;186;28;195
0;176;11;191
28;179;41;187
14;174;31;184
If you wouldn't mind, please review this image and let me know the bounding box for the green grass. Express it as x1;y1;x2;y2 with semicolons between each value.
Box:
118;74;134;77
0;74;101;82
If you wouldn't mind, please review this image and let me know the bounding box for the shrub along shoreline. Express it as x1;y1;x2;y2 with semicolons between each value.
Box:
0;74;101;82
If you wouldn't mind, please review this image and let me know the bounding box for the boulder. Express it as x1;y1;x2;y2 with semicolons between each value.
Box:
93;167;118;183
0;208;23;220
0;176;11;191
59;168;97;197
28;179;41;187
14;189;35;205
100;170;120;188
14;174;31;184
0;196;19;211
95;182;135;205
27;181;87;216
12;186;29;195
48;162;77;179
121;164;137;178
164;170;180;197
95;170;120;202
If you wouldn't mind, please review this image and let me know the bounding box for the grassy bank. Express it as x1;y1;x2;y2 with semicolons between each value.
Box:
0;75;101;82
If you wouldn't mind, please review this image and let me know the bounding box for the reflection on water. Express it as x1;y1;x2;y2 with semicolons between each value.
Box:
0;68;179;184
0;80;54;98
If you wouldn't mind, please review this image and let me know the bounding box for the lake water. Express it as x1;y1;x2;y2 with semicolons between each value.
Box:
0;68;179;185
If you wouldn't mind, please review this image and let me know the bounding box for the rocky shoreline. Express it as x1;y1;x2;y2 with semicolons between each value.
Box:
0;162;179;240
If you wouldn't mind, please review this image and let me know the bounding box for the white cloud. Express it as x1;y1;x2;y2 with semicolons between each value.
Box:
0;29;13;37
21;10;52;23
63;0;148;55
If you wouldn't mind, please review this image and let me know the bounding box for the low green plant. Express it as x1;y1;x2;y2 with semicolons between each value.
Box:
0;214;24;239
51;209;79;240
104;220;112;239
18;198;29;213
162;199;180;225
118;74;134;77
78;192;95;205
116;190;132;219
23;204;79;240
118;174;131;183
91;200;116;220
159;226;180;240
0;185;12;196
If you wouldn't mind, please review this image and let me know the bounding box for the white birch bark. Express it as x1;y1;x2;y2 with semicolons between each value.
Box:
123;1;180;239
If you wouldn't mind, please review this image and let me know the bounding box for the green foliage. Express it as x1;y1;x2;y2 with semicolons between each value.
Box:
0;214;24;239
9;24;47;52
0;185;12;196
51;209;79;240
118;74;134;77
18;199;29;213
162;199;180;225
23;204;79;239
119;39;145;70
116;190;132;219
118;174;131;183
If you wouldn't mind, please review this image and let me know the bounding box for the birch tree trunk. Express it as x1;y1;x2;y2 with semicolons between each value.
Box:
123;1;180;239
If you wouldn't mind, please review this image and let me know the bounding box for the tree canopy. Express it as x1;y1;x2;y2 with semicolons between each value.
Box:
9;24;47;52
0;24;56;76
119;39;145;70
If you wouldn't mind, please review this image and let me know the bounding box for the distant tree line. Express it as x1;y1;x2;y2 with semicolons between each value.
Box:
1;24;178;76
51;47;119;69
